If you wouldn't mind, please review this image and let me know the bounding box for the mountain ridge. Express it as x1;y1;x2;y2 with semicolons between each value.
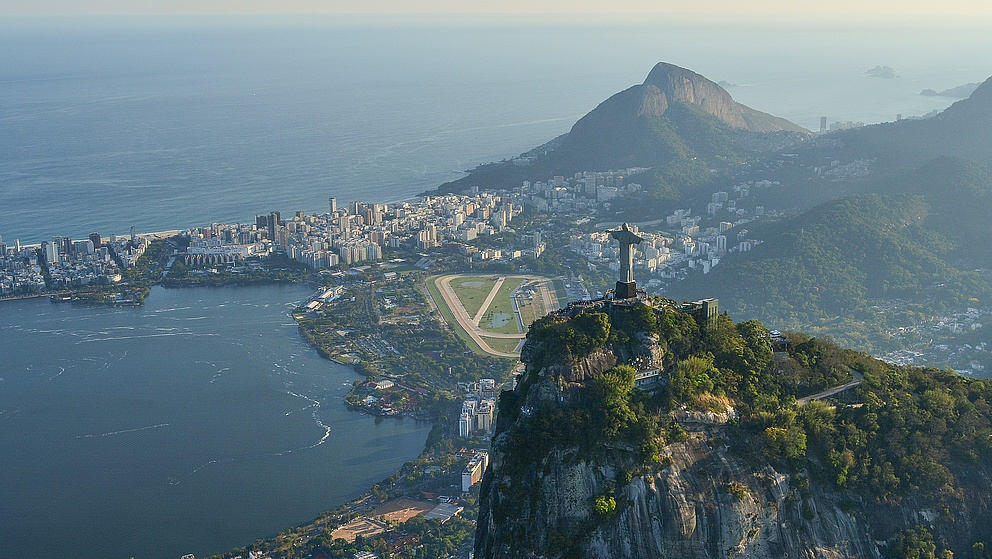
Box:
824;75;992;169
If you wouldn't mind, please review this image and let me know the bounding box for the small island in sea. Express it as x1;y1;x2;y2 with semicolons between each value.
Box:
864;65;898;78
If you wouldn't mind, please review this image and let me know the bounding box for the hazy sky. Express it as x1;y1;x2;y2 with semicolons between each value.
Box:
2;0;990;22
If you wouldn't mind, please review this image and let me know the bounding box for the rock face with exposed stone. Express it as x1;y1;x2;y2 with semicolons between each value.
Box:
474;299;992;559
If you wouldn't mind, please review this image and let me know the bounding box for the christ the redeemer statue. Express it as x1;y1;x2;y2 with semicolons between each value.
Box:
609;223;643;299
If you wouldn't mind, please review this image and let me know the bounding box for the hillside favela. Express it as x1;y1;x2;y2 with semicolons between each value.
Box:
3;4;992;559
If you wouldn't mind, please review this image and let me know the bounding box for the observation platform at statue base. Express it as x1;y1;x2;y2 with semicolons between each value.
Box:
606;281;647;305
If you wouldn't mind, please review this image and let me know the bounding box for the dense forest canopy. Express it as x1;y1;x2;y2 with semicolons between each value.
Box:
492;300;992;557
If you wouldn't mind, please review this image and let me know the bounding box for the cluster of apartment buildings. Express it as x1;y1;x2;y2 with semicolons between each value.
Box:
163;160;790;291
8;161;783;299
43;234;126;288
0;231;152;295
512;171;768;281
180;192;529;270
530;168;776;247
516;170;646;214
569;209;761;282
0;235;45;295
173;170;664;274
458;378;497;438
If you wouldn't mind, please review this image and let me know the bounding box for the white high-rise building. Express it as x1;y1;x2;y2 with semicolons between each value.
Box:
459;413;473;438
44;241;59;264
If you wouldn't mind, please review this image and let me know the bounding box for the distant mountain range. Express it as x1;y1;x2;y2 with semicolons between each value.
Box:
669;76;992;346
825;77;992;169
439;62;992;350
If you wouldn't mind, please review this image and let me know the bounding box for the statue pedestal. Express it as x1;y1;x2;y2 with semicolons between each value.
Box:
615;281;637;299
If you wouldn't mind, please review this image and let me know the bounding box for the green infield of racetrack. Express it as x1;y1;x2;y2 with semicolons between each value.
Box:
425;276;492;357
483;336;524;355
449;276;499;319
478;277;527;335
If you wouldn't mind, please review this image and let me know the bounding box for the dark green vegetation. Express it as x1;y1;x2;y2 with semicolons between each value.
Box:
675;191;992;349
481;301;992;558
501;304;774;475
163;251;311;287
666;80;992;350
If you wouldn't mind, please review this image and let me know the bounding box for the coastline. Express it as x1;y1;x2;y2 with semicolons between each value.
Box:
0;291;70;303
0;283;436;559
12;229;184;251
4;198;510;559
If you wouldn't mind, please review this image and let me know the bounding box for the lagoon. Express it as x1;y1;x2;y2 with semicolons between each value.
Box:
0;284;432;559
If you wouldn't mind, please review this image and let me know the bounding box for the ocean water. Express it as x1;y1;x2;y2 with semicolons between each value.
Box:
1;17;991;559
1;19;990;244
0;285;433;559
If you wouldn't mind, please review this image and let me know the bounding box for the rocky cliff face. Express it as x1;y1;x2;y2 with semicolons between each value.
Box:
583;62;806;134
541;61;806;172
640;63;747;127
477;421;888;559
474;302;992;559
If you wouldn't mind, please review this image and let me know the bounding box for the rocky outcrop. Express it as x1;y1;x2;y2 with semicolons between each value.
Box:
476;398;881;559
588;62;807;134
641;63;748;128
474;302;992;559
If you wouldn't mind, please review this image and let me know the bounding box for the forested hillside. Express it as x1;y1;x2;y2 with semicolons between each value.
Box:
476;300;992;559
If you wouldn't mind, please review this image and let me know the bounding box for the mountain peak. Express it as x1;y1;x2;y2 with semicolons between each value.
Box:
643;62;712;89
626;61;805;133
637;62;744;125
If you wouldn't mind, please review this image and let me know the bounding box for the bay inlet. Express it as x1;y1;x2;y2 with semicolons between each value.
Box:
0;284;432;559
